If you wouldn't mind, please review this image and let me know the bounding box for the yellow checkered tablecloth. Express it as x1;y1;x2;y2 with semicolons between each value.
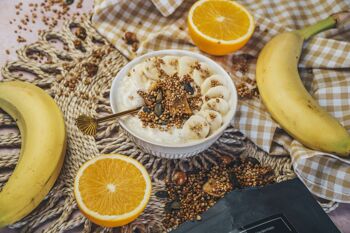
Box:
92;0;350;202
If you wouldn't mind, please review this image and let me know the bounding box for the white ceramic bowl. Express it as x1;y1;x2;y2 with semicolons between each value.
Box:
110;50;237;159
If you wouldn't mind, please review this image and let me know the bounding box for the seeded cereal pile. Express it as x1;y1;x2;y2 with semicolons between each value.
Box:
159;156;276;229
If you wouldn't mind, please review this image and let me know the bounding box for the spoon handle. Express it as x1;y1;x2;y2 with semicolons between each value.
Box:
96;106;142;123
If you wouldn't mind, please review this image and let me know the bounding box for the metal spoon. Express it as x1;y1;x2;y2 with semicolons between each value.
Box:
76;106;142;136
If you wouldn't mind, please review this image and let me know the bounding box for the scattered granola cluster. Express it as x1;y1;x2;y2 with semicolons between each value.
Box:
10;0;87;44
137;72;202;130
231;54;254;74
231;54;260;99
233;158;275;186
161;156;276;229
236;77;259;99
123;31;139;52
55;45;114;99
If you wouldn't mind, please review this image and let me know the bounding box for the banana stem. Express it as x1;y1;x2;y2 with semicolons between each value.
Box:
296;17;335;40
296;11;350;40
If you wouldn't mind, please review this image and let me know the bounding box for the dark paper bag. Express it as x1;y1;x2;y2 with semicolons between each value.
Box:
172;179;340;233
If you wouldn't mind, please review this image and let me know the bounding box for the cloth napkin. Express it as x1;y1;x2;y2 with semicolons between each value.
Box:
92;0;350;202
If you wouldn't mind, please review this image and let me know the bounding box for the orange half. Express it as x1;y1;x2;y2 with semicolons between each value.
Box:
74;154;152;227
188;0;255;55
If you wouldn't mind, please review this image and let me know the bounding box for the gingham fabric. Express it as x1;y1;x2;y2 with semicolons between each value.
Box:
92;0;350;202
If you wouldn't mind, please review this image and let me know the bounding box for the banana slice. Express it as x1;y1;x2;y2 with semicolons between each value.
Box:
192;70;203;87
143;57;161;80
201;74;227;94
161;56;178;76
202;98;229;115
198;62;213;75
204;86;230;101
178;56;197;77
198;110;223;133
182;115;210;139
192;62;213;86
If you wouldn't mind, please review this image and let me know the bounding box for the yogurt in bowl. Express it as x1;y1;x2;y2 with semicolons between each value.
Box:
110;50;237;159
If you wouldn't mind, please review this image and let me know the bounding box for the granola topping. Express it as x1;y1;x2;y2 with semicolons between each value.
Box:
137;72;202;130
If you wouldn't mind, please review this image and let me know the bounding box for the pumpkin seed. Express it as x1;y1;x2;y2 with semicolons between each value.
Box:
65;0;74;5
154;103;163;116
156;90;163;103
165;200;181;212
170;201;181;210
184;82;194;95
165;202;172;213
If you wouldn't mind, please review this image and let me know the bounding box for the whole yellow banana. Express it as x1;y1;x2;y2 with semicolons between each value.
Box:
0;81;66;227
256;13;350;157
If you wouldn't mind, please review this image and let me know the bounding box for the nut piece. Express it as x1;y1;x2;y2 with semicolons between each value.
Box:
220;155;233;165
73;39;85;51
172;171;187;186
84;62;98;77
75;27;87;40
124;32;138;45
203;178;227;197
131;42;138;52
169;94;192;116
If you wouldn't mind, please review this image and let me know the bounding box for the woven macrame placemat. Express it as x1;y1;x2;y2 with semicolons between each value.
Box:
0;17;332;233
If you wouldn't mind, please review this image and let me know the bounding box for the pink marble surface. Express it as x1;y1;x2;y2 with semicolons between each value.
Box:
0;0;93;69
0;0;349;232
